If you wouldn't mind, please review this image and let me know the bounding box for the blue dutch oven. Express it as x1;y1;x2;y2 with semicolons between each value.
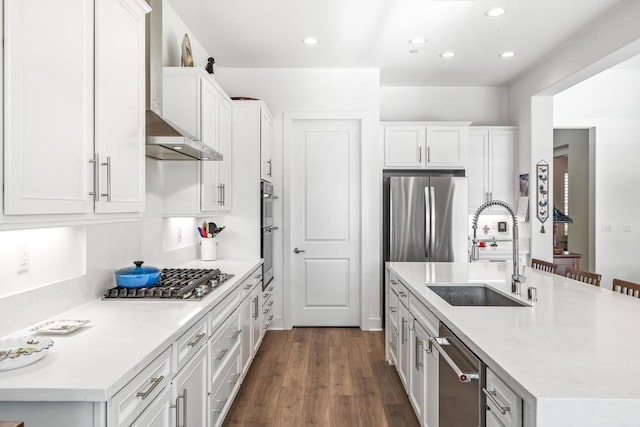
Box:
115;261;161;288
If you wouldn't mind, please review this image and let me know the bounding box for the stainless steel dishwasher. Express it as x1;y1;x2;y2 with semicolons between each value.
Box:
430;323;485;427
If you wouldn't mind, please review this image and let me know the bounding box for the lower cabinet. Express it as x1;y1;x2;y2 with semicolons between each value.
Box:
130;387;173;427
251;284;263;354
172;346;208;427
209;346;242;427
398;300;410;388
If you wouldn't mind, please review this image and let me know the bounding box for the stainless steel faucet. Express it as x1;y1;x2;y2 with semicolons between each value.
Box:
470;200;525;295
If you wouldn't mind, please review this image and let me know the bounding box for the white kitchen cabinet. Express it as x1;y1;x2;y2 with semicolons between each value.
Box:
238;268;263;376
485;368;523;427
3;0;148;218
409;317;426;422
398;299;410;389
382;122;471;169
251;284;264;355
162;69;233;215
468;127;517;213
130;387;172;427
172;346;208;427
260;108;273;182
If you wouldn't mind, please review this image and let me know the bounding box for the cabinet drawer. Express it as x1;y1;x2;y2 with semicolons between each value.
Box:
209;286;240;336
210;310;241;381
241;269;262;301
262;283;274;307
409;295;439;334
398;282;410;307
388;288;399;331
175;316;208;372
111;347;171;427
210;346;241;427
485;369;522;427
388;272;400;295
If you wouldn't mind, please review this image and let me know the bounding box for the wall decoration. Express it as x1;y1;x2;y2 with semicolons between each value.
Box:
536;160;549;233
181;33;194;67
519;173;529;197
205;57;216;74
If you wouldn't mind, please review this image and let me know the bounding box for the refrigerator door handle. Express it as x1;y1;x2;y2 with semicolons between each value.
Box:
429;186;436;257
424;186;431;258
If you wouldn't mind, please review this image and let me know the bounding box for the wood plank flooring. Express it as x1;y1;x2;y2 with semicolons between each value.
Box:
223;328;420;427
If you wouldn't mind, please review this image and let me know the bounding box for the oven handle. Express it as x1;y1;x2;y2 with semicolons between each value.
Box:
429;337;479;383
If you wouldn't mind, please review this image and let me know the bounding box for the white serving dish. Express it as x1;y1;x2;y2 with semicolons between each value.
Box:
31;319;90;335
0;336;54;371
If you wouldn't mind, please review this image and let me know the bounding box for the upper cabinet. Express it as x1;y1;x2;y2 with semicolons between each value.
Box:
162;69;233;215
260;108;273;182
3;0;149;219
468;127;517;213
382;122;470;169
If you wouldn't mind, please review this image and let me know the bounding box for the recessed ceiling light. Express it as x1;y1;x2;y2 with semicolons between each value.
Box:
202;157;209;160
409;49;419;54
302;37;318;45
172;146;183;150
499;51;516;58
440;51;456;58
409;37;427;45
485;8;506;17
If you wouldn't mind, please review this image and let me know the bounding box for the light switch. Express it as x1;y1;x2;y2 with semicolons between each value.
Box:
623;225;632;233
601;224;612;232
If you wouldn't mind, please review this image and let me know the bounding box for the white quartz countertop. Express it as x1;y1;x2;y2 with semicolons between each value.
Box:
0;259;262;402
387;262;640;404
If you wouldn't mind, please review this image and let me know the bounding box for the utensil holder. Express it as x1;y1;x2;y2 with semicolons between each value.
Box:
200;238;218;261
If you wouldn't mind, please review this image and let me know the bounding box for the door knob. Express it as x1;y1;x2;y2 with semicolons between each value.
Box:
293;248;306;254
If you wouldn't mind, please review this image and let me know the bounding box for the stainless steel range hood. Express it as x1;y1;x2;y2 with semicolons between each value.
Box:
144;0;222;161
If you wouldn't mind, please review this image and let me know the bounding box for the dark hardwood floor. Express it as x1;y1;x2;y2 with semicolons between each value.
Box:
223;328;420;427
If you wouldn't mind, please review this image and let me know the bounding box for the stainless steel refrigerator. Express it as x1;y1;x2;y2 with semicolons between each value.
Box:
384;172;468;263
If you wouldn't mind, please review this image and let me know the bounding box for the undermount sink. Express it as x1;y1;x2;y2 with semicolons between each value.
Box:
427;285;530;307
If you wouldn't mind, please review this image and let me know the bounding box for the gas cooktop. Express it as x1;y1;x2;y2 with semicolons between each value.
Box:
103;268;234;300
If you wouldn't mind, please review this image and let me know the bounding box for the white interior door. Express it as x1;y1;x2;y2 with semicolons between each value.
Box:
290;119;361;326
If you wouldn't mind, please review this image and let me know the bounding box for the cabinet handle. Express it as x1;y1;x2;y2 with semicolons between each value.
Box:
244;284;253;290
212;398;228;414
215;348;229;361
390;279;398;285
89;154;99;201
228;373;241;385
483;388;510;415
254;274;262;279
263;308;270;315
187;332;206;348
253;297;259;319
401;317;407;344
418;146;422;163
268;315;274;321
399;291;407;298
217;184;223;205
100;156;112;202
427;146;431;163
268;301;274;307
230;329;241;340
415;336;423;370
268;286;274;292
222;183;226;205
389;306;397;313
136;375;164;399
267;159;272;177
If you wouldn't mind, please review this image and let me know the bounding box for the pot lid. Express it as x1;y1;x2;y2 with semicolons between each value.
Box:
115;261;160;276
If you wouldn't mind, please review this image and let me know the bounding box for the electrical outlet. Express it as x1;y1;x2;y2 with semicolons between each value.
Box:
18;245;30;273
623;225;632;233
176;226;182;243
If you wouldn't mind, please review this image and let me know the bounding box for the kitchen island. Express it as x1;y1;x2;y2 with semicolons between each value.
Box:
386;261;640;427
0;259;267;427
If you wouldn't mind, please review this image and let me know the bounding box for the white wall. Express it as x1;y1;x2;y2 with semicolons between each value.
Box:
215;67;382;330
554;68;640;287
161;0;210;68
508;0;640;263
381;86;510;125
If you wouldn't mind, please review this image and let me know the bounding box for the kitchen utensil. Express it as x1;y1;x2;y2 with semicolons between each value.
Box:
115;261;161;288
0;336;54;371
208;222;217;236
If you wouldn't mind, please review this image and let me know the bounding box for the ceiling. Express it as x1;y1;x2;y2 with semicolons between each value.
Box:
167;0;625;86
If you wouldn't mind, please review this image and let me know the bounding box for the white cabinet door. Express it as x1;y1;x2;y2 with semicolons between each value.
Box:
409;318;426;422
426;127;467;168
398;302;410;389
260;108;273;182
131;387;172;427
173;347;207;427
240;294;253;376
94;0;147;214
384;126;425;168
216;97;233;211
200;81;221;212
487;410;507;427
4;0;94;215
251;285;263;355
488;130;516;207
468;131;490;212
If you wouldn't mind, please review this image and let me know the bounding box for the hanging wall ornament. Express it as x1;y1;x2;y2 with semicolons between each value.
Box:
536;160;549;233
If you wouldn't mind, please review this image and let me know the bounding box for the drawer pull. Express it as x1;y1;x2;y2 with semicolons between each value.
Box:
268;301;274;307
389;306;397;313
263;323;270;330
254;274;262;279
244;284;253;290
212;398;228;413
230;329;241;340
187;332;206;348
215;348;229;361
228;373;241;385
263;308;270;315
390;280;397;284
399;291;407;298
268;286;274;292
483;388;510;415
136;375;164;400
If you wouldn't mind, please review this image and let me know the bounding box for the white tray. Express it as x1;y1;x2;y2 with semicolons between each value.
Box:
0;336;54;371
31;319;90;335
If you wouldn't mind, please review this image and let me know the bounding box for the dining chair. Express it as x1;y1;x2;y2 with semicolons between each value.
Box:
565;267;602;287
612;278;640;298
531;258;558;274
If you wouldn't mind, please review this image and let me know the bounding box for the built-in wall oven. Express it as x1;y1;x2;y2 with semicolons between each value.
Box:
261;181;276;290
